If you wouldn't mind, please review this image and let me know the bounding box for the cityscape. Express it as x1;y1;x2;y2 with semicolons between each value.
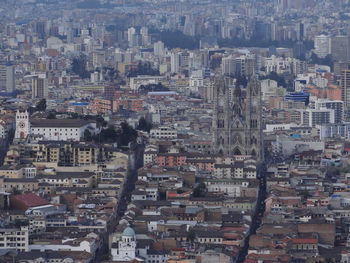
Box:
1;0;350;262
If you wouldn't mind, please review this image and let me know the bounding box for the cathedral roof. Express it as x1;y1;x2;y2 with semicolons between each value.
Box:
122;226;136;237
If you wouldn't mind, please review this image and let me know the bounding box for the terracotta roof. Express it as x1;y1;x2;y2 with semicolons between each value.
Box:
291;238;318;244
11;193;49;208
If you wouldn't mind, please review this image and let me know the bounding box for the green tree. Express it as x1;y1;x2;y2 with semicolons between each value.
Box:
47;112;56;119
36;99;47;112
95;126;118;143
84;129;93;142
96;115;107;128
193;183;206;198
137;117;152;132
187;228;196;243
117;122;138;147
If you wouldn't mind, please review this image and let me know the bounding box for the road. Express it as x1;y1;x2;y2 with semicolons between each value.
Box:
235;161;268;263
93;142;145;262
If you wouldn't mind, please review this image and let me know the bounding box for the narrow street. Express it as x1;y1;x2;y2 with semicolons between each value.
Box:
93;142;145;262
235;162;267;263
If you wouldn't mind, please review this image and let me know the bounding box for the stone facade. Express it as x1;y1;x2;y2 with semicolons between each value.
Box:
212;76;263;161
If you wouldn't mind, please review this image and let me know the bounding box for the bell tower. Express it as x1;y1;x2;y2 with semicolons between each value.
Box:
15;110;30;140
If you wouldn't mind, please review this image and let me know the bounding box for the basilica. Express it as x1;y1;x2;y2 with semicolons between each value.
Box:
212;76;263;162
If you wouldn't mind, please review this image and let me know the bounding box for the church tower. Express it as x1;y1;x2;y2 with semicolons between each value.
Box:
15;110;30;140
212;76;263;161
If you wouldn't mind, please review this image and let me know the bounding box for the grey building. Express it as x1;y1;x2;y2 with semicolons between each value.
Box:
0;63;15;93
212;76;263;161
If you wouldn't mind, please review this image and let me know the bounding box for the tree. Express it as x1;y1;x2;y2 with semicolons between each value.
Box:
47;112;56;119
94;126;118;143
137;117;152;133
193;183;206;198
92;121;138;147
260;71;287;88
84;129;93;142
116;122;138;147
35;99;47;112
95;115;107;128
187;228;196;243
309;53;334;69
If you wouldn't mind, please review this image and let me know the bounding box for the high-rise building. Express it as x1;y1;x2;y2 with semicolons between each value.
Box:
32;75;48;99
140;27;149;46
341;70;350;119
171;52;181;74
212;76;263;161
330;35;350;62
0;63;15;93
314;99;344;123
301;109;335;127
154;41;165;57
314;35;330;58
221;55;255;76
127;27;137;47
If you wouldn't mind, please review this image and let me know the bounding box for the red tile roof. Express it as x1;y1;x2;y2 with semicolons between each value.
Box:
12;193;49;208
291;238;318;244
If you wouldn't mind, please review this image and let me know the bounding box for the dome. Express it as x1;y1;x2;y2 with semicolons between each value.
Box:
122;226;136;237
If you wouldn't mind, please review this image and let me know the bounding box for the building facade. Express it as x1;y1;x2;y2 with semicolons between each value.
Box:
212;76;263;161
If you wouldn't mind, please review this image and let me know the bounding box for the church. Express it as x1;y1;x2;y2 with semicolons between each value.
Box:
14;110;97;142
111;225;138;262
212;76;263;162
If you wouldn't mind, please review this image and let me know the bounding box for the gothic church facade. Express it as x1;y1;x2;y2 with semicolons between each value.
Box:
212;76;263;161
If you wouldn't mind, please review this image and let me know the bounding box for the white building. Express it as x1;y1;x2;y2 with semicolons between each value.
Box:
29;237;98;254
189;70;204;93
301;109;335;127
144;145;158;165
111;225;137;261
154;41;165;57
272;135;325;157
171;52;181;74
260;79;284;101
314;35;330;58
15;112;97;142
15;110;30;140
150;126;177;139
0;226;29;252
129;75;166;90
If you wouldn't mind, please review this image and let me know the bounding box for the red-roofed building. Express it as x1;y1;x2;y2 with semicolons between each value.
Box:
290;238;318;254
11;193;49;210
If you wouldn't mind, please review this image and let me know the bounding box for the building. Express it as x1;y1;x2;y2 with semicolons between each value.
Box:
314;35;330;58
314;99;343;123
221;55;255;76
212;76;263;161
0;226;29;252
30;119;96;141
150;126;177;140
301;109;335;127
330;35;350;62
15;110;30;140
341;70;350;119
285;91;310;105
0;63;15;93
154;41;165;57
15;114;97;142
171;52;181;74
32;74;48;99
111;225;137;261
318;123;350;140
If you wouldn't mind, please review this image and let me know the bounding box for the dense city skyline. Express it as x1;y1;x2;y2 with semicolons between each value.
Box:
0;0;350;262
